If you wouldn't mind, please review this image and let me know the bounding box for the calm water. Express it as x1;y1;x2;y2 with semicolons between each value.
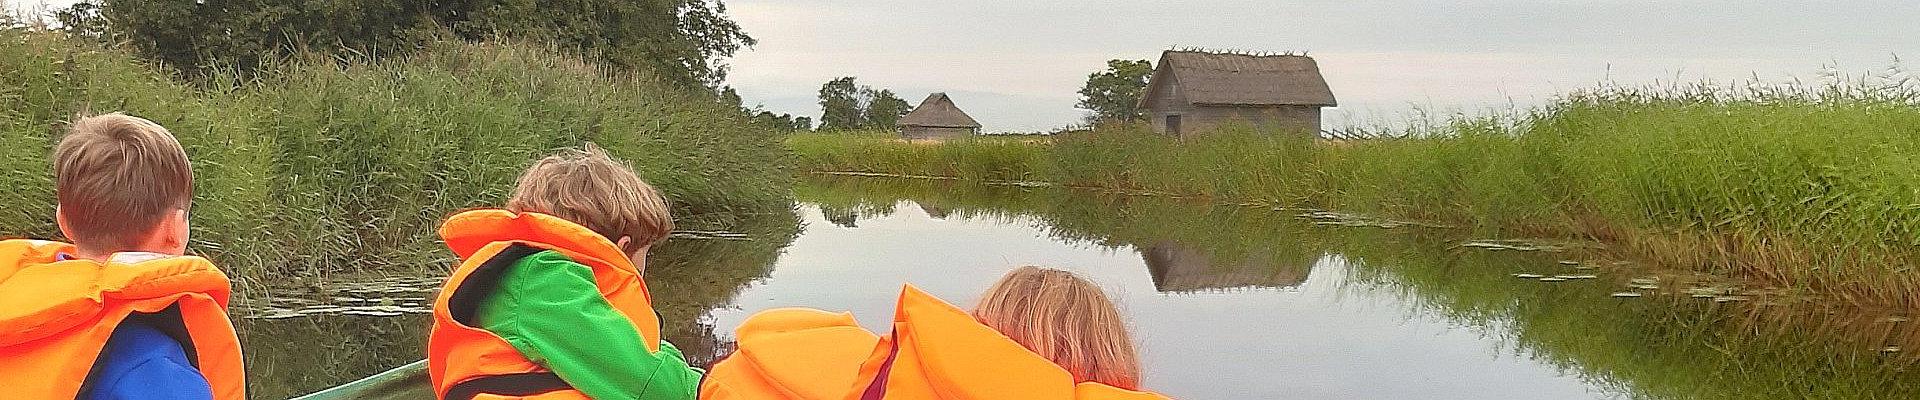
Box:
235;176;1920;399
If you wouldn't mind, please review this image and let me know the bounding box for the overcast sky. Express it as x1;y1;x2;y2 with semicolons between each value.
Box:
722;0;1918;131
12;0;1918;132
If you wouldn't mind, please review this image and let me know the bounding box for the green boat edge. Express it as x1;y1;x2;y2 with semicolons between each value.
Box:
290;359;434;400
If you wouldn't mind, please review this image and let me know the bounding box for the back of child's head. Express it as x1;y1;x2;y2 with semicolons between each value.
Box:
973;266;1142;390
54;113;194;250
506;143;672;254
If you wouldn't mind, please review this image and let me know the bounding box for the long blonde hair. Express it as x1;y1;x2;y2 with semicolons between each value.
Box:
973;266;1142;389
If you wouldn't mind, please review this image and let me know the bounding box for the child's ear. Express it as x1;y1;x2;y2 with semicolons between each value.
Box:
55;205;75;241
153;208;190;256
616;235;650;273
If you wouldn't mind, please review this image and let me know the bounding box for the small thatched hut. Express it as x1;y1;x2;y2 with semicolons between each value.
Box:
898;93;982;139
1139;50;1336;137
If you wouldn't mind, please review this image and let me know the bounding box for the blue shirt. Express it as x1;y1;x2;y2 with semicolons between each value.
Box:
81;321;214;400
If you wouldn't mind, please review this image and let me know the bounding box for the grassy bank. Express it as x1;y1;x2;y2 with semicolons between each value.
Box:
0;29;793;282
789;81;1920;306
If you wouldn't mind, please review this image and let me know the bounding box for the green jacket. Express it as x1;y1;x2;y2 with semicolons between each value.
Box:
477;250;702;400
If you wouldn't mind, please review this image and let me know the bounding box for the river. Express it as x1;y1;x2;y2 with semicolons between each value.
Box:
233;176;1920;399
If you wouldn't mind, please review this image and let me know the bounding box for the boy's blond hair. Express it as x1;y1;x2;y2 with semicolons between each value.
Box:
506;143;673;253
54;113;194;251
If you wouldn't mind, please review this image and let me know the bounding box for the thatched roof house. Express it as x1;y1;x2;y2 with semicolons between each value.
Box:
898;93;981;140
1139;50;1336;137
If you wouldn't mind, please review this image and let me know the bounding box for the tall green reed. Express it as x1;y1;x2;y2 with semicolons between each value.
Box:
0;31;794;281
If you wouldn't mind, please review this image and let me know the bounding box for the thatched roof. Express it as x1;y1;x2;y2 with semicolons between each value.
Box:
898;93;982;128
1144;50;1337;107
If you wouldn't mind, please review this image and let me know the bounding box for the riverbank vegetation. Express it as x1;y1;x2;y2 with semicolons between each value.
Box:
0;28;795;283
789;77;1920;306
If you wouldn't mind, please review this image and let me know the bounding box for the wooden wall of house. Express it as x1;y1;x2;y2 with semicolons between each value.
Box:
1145;74;1193;134
1154;105;1320;138
900;126;974;140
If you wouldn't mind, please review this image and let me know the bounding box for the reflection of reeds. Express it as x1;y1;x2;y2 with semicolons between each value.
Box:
1724;301;1920;366
800;176;1920;398
796;176;1335;293
237;313;432;399
1331;225;1920;400
791;73;1920;307
645;210;802;366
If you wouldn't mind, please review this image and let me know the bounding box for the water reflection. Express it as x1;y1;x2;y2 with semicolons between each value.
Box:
1142;240;1310;293
774;175;1920;399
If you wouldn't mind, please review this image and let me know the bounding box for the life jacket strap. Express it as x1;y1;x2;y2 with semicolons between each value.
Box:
446;244;547;326
442;372;571;400
859;330;902;400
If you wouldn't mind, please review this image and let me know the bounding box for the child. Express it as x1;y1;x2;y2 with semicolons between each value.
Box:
701;267;1166;399
972;266;1143;390
428;144;701;400
0;113;246;400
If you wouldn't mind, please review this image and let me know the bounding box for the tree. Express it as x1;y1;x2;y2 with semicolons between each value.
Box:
51;2;108;39
818;77;866;131
1076;59;1154;123
863;89;912;130
791;116;814;131
67;0;753;86
815;77;914;131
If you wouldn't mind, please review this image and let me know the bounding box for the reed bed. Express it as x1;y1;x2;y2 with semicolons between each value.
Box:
0;30;794;281
790;77;1920;306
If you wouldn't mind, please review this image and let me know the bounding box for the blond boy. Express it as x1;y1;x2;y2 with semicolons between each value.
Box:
428;144;700;400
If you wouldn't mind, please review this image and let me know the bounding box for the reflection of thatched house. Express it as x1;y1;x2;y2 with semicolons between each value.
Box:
1142;241;1311;293
898;93;982;140
916;202;951;219
1139;50;1336;137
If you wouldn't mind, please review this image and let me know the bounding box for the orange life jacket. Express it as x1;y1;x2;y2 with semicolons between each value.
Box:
701;285;1172;400
428;209;664;400
700;308;881;400
0;239;245;400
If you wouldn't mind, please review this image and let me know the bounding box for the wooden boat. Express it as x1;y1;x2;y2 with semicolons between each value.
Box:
291;359;434;400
